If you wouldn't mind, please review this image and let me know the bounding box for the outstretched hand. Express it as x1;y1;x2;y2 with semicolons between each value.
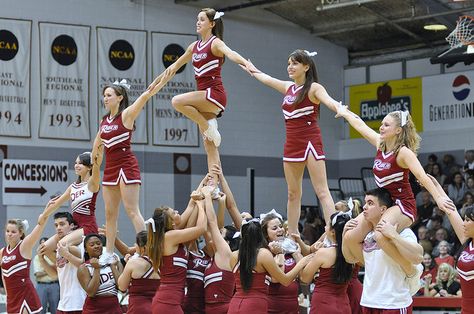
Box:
239;59;261;77
334;103;348;119
147;69;173;96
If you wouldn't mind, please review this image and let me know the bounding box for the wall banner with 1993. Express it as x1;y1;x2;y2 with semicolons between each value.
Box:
39;22;90;140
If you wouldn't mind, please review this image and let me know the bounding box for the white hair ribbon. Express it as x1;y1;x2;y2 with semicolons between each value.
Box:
399;110;409;127
145;218;156;233
259;209;283;221
232;231;241;239
113;79;131;90
304;50;318;57
241;218;260;228
331;211;350;227
214;11;224;20
347;197;354;211
21;219;29;232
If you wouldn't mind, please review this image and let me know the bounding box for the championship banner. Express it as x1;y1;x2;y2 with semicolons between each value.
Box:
348;77;423;139
39;23;90;140
0;18;31;137
97;27;147;143
151;32;199;147
423;71;474;132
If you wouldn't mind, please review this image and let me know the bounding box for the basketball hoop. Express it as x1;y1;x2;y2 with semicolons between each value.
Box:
440;15;474;57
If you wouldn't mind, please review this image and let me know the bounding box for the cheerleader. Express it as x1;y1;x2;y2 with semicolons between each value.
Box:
77;234;122;314
117;231;160;314
1;212;52;314
242;50;340;235
147;202;207;314
300;212;352;314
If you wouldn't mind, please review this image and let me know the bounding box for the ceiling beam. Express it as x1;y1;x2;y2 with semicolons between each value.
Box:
216;0;287;12
312;6;474;36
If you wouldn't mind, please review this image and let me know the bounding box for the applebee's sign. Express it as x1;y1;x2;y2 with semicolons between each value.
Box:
359;83;411;122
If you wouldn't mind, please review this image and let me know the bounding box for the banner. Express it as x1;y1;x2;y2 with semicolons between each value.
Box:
39;23;90;140
348;78;423;138
97;27;147;143
0;18;31;137
423;71;474;132
151;32;199;147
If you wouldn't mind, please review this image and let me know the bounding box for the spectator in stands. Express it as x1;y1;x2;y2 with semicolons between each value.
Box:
424;263;461;297
424;153;438;173
417;225;433;255
416;191;435;227
466;176;474;194
448;172;468;208
434;241;455;267
462;150;474;177
430;163;447;187
426;215;443;234
461;192;474;213
442;154;461;178
417;252;438;296
302;207;325;245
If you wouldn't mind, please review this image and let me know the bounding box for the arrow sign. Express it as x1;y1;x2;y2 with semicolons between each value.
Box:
5;186;47;196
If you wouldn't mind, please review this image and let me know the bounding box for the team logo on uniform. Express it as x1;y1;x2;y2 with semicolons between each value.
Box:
283;95;296;105
2;255;16;263
192;52;207;62
0;29;19;61
373;159;391;171
109;39;134;71
162;44;186;74
459;251;474;263
193;258;210;268
101;125;119;133
51;34;77;66
452;75;470;101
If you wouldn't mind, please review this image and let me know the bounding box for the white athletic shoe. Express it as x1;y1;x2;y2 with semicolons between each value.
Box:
406;263;423;296
203;119;221;147
99;251;116;266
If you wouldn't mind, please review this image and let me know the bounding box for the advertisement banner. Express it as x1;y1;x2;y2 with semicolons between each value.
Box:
39;23;90;140
348;78;423;138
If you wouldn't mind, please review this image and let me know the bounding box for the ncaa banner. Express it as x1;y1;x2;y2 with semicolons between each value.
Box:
0;18;31;137
151;32;198;147
97;27;147;143
348;78;423;139
39;23;90;140
423;72;474;131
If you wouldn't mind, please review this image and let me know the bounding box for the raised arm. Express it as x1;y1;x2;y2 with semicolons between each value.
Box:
336;105;379;148
117;260;134;292
240;59;292;94
398;147;456;214
88;134;104;193
311;83;341;113
342;219;364;264
20;211;51;259
77;260;100;297
211;164;242;229
42;187;71;218
166;200;207;247
299;250;325;284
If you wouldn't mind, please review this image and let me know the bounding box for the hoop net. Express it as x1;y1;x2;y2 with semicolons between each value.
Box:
446;15;474;48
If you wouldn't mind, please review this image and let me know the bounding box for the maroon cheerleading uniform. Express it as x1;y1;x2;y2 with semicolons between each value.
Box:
347;265;363;314
100;114;141;186
228;262;271;314
182;250;212;313
456;241;474;314
268;254;299;314
127;256;160;314
282;84;325;162
372;149;416;221
70;181;98;235
82;262;122;314
1;241;43;314
203;258;235;313
152;244;188;314
192;35;227;113
310;267;350;314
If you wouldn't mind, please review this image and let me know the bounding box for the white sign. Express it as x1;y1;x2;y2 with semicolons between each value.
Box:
38;23;90;140
97;27;148;143
152;32;199;147
0;18;31;137
423;71;474;132
2;159;69;206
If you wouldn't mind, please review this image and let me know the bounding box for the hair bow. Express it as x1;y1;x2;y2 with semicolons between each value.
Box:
259;209;283;221
113;79;131;90
21;219;29;232
331;211;350;227
399;110;409;127
214;11;224;20
304;50;318;57
145;217;156;232
232;231;241;239
241;218;260;228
